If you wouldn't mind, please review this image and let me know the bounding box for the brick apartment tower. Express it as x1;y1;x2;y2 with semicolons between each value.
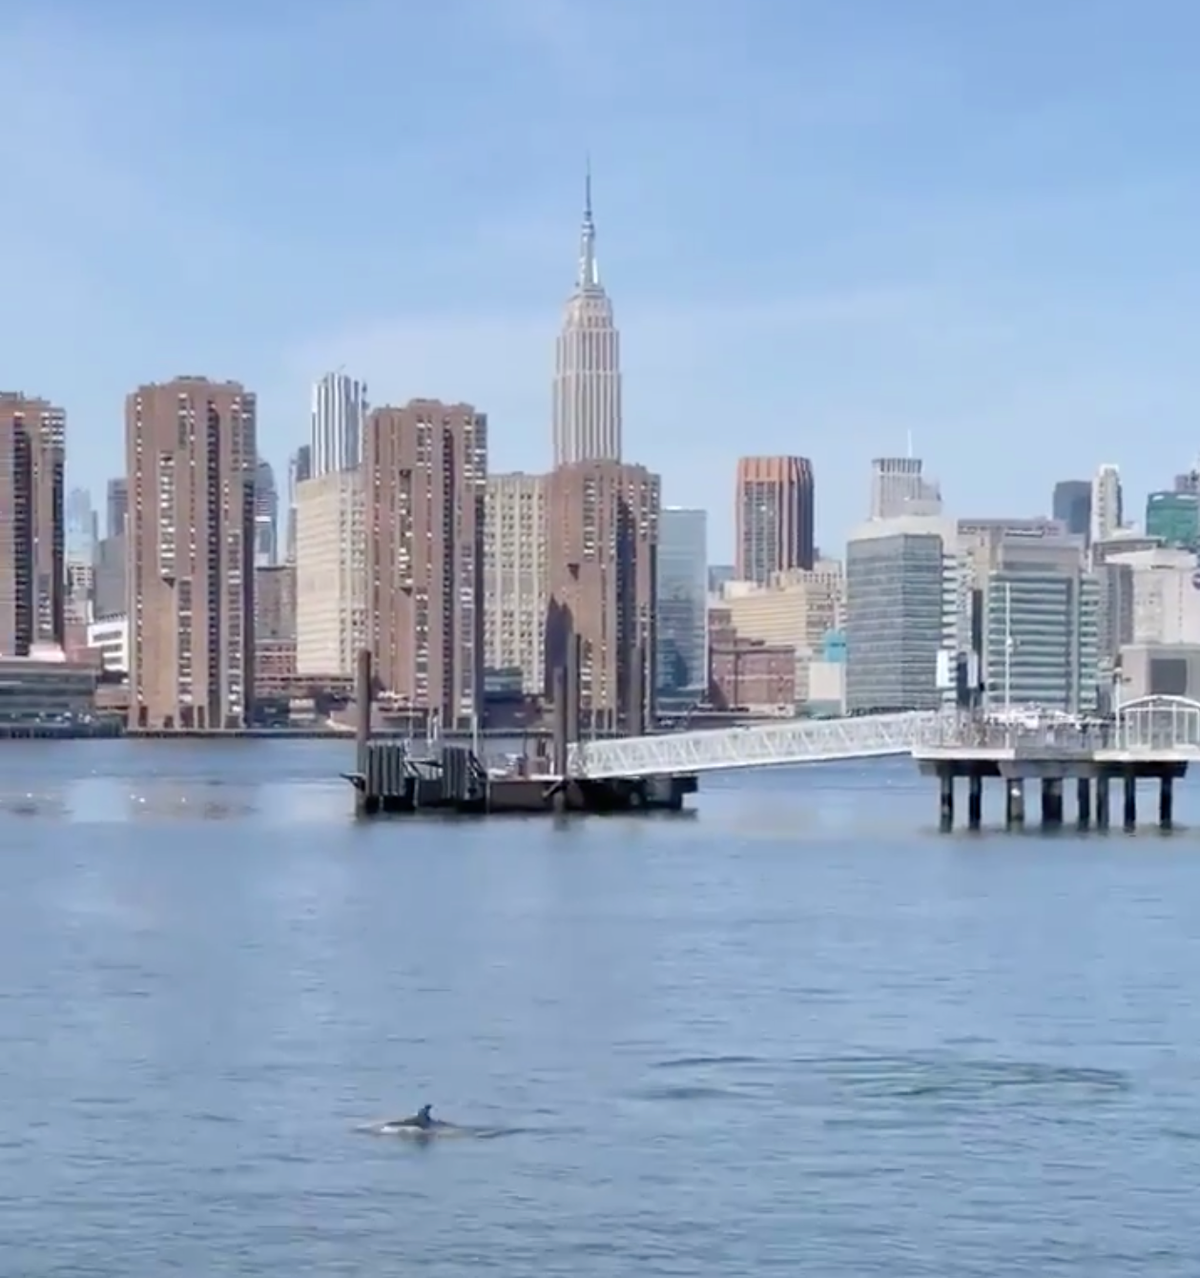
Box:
0;392;65;656
735;455;816;584
126;377;257;729
364;399;487;729
545;460;660;734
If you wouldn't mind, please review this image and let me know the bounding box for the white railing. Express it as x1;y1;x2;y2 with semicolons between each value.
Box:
567;711;939;779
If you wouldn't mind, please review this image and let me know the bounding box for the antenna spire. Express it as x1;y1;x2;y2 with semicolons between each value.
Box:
577;156;599;289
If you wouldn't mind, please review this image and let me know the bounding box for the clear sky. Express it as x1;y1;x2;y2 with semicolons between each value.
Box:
3;0;1199;558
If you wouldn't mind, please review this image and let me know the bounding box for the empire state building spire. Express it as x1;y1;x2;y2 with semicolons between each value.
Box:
553;165;622;466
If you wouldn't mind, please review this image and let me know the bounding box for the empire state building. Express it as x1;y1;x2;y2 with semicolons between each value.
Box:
552;173;622;466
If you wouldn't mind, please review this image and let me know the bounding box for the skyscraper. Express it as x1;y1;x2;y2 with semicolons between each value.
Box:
106;477;129;539
552;171;622;466
1052;480;1091;540
484;472;548;693
311;371;367;477
253;457;278;567
126;377;257;730
656;507;708;706
545;460;659;733
295;469;366;678
870;456;942;519
0;392;65;655
735;455;815;584
1091;464;1123;543
364;400;487;727
285;443;312;565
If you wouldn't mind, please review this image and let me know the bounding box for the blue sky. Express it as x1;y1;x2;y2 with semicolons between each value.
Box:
3;0;1199;557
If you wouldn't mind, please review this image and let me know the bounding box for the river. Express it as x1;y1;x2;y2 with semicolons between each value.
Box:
1;739;1198;1274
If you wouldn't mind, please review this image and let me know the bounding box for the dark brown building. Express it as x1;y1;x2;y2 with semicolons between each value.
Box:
0;392;65;656
126;377;257;730
545;460;659;733
735;455;815;583
364;399;487;729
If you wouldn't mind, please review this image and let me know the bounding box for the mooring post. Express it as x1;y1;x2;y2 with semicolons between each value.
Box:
1095;775;1110;829
1041;778;1063;829
1076;777;1091;829
1159;774;1174;830
1005;778;1025;829
967;772;983;831
939;769;954;833
355;647;373;817
1123;772;1137;831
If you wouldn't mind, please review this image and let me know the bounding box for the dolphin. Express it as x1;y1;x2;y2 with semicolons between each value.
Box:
356;1104;517;1140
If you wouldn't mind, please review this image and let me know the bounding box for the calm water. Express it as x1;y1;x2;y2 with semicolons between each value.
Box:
2;740;1200;1274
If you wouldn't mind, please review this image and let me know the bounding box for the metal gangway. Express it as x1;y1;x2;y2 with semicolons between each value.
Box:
565;696;1200;780
566;710;939;779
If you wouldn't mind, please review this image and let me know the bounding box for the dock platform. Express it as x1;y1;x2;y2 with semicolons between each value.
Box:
914;706;1197;832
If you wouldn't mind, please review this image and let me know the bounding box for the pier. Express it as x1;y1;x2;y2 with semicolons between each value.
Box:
914;698;1200;832
343;649;698;818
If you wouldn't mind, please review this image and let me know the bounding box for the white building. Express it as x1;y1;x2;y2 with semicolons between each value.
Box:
483;473;547;693
311;371;367;478
1091;463;1123;544
1106;545;1200;645
86;614;129;674
295;471;366;677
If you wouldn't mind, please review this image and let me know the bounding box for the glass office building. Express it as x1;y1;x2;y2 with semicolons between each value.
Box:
1145;490;1200;550
983;570;1100;712
656;508;708;706
846;530;947;713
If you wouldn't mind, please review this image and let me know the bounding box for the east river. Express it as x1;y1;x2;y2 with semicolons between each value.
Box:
2;739;1199;1274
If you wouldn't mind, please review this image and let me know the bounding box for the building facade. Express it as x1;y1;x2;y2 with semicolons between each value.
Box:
983;570;1100;712
126;377;256;729
295;469;366;678
1145;491;1200;550
545;460;659;732
656;507;708;707
552;174;622;466
311;371;367;478
869;456;942;519
1091;464;1123;544
0;392;65;656
364;400;487;727
1052;479;1092;540
106;477;129;539
735;455;815;584
845;518;954;713
483;473;547;694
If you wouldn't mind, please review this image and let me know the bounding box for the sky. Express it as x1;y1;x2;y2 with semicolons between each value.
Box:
4;0;1200;559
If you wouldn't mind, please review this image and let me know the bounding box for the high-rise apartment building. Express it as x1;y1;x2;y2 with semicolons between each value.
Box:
1052;479;1091;540
483;473;547;693
0;393;65;656
295;469;366;678
545;460;659;732
126;377;257;729
1091;464;1123;544
870;456;942;519
735;455;815;584
311;371;367;478
656;507;708;706
364;400;487;727
552;174;622;466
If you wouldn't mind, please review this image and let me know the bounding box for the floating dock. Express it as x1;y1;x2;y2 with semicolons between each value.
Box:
915;714;1189;832
343;648;697;819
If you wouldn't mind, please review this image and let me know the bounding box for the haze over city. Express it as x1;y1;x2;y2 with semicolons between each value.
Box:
5;0;1200;553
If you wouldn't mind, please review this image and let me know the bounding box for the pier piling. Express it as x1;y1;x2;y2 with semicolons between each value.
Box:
1160;775;1174;830
355;647;375;818
915;714;1189;836
1075;777;1091;829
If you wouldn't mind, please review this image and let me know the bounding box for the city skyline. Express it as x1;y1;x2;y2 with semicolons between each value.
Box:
8;2;1200;555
